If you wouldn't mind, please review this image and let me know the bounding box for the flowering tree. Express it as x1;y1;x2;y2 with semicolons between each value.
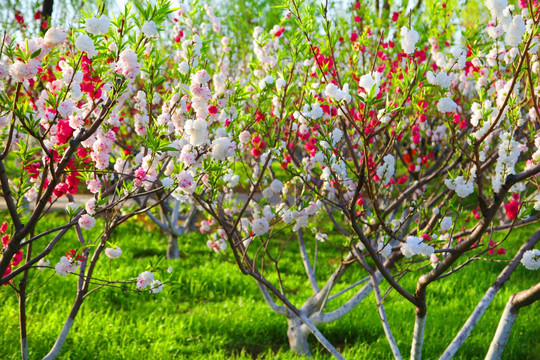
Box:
0;1;185;358
2;0;540;359
177;0;540;358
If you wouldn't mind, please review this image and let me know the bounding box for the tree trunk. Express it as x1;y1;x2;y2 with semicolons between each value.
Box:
486;282;540;359
410;314;426;360
167;233;179;259
18;287;28;360
287;316;312;356
19;241;32;360
42;294;83;360
440;287;497;360
485;301;518;360
40;0;54;34
441;230;540;360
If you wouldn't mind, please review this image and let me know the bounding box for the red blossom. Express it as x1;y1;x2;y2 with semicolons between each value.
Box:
53;183;69;198
251;136;261;146
255;111;265;122
251;148;261;158
66;249;85;262
77;147;88;158
397;175;408;184
2;234;9;248
2;264;12;285
12;250;23;266
14;11;24;25
56;120;74;145
504;200;520;220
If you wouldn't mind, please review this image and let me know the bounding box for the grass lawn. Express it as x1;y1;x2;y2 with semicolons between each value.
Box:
1;213;539;359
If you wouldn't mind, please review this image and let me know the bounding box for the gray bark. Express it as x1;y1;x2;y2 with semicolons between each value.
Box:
167;233;179;259
42;294;82;360
410;314;426;360
42;317;74;360
486;281;540;359
440;229;540;360
372;277;402;360
440;287;498;360
318;274;378;324
287;315;312;356
298;229;319;293
485;301;518;360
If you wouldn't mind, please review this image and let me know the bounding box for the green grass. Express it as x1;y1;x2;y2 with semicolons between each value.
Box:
0;214;539;359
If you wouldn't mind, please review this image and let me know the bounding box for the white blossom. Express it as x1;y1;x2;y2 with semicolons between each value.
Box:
9;60;39;82
270;179;284;193
376;154;395;185
493;132;521;193
137;271;155;290
161;177;174;189
178;61;189;74
54;256;81;277
251;218;269;236
359;72;381;98
485;0;508;20
444;167;476;198
426;71;452;89
185;119;208;146
115;49;140;80
38;258;50;270
521;249;540;270
78;214;96;230
310;103;323;119
105;246;122;259
401;26;420;54
331;128;343;145
211;137;235;161
505;15;526;47
85;15;110;35
44;27;67;47
141;21;158;37
276;78;286;89
401;236;435;258
437;97;458;113
75;34;97;58
440;216;453;231
150;280;163;293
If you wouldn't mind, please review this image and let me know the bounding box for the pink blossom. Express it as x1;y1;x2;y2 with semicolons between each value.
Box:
176;171;195;193
78;214;95;230
105;246;122;259
86;178;101;194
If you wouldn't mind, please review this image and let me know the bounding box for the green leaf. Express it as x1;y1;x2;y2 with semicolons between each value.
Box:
30;48;42;59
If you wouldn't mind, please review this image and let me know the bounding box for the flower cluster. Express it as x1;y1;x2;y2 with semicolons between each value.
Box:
444;167;477;198
401;236;435;258
376;154;395;185
54;250;85;277
136;271;163;293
